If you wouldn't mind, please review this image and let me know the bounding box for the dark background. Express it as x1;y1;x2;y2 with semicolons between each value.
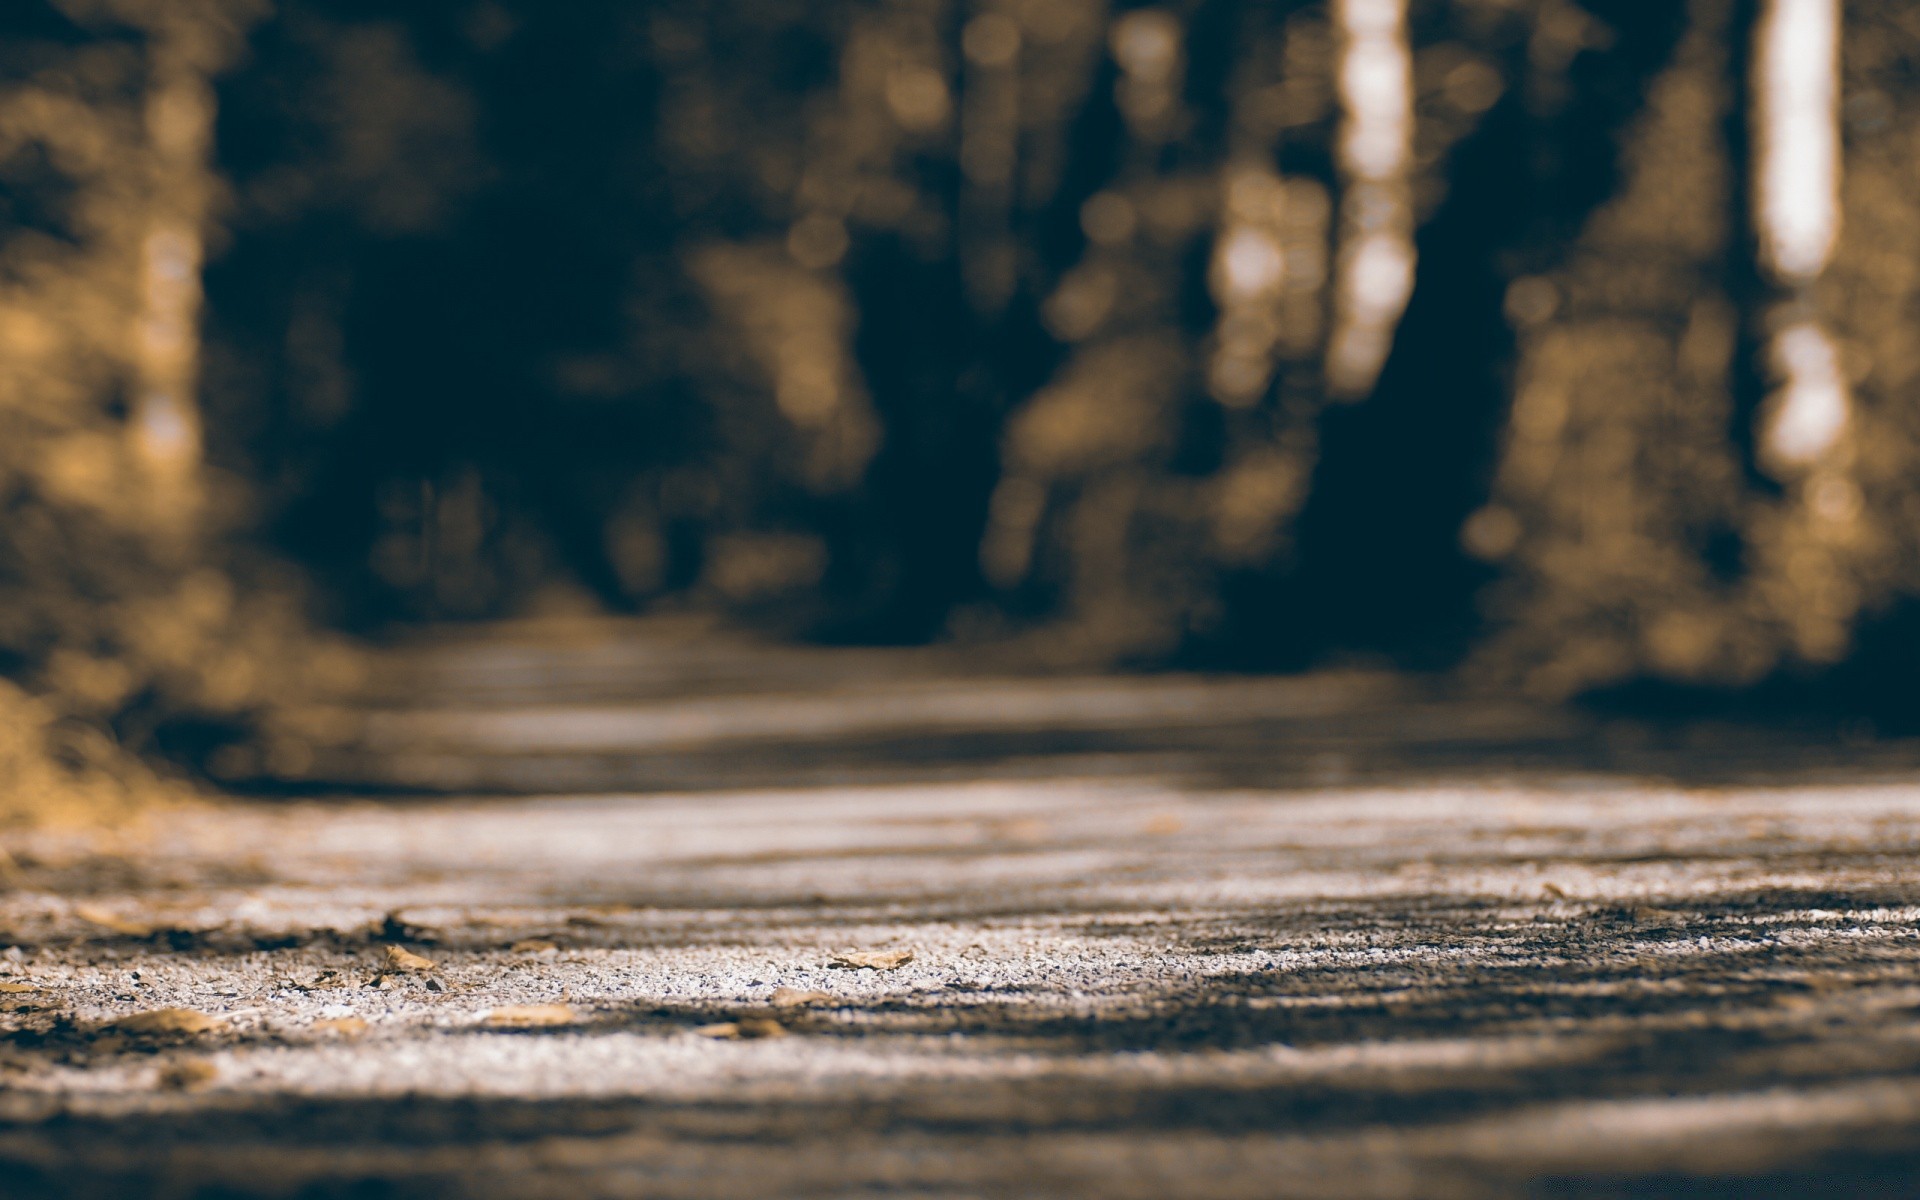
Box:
6;0;1920;777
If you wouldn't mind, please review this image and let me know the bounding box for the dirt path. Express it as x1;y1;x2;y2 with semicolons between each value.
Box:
5;621;1920;1197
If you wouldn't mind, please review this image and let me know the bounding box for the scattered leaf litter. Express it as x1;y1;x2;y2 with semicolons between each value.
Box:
6;762;1919;1196
768;987;834;1007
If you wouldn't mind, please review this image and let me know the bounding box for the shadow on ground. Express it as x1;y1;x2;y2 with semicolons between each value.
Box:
10;620;1920;1198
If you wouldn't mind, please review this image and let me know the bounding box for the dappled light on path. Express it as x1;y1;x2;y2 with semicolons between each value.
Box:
10;627;1920;1196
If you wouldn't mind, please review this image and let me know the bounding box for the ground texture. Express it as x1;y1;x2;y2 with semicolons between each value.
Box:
5;620;1920;1198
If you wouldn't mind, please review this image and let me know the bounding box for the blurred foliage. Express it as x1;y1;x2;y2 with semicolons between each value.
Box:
4;0;1920;821
0;0;360;819
200;0;1541;657
1474;1;1920;700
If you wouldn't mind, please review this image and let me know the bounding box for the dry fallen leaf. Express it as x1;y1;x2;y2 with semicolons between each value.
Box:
830;949;914;970
311;1016;369;1037
1541;882;1569;899
487;1003;576;1028
0;982;39;994
988;817;1048;843
692;1018;783;1039
509;939;559;954
383;944;436;973
735;1017;786;1039
157;1057;218;1090
111;1008;221;1036
1142;814;1184;835
768;987;833;1008
74;904;152;938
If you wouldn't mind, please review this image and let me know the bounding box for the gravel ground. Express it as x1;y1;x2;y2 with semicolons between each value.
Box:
4;623;1920;1198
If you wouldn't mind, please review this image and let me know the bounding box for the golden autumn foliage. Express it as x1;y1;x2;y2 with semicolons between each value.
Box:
1;0;360;821
5;0;1920;825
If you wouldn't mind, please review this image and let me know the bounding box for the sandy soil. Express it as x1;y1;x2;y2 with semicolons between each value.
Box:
5;621;1920;1198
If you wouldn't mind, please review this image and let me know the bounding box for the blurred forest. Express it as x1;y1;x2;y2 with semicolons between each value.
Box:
3;0;1920;810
